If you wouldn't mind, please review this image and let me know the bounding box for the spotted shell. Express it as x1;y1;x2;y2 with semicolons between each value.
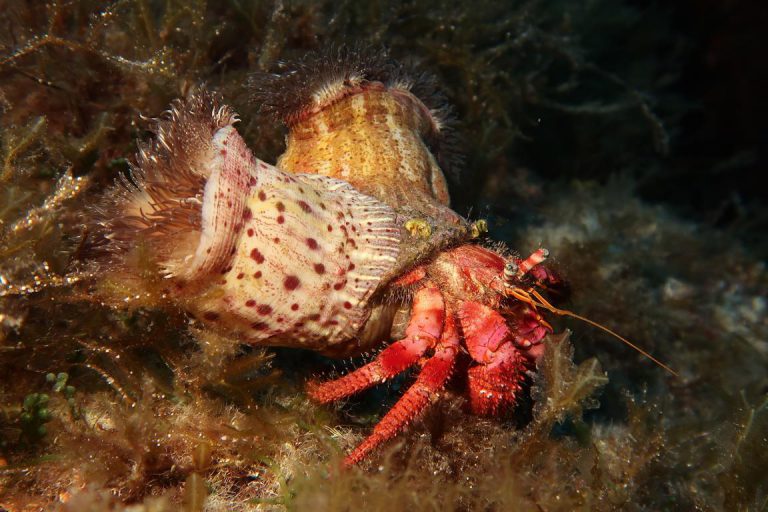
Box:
91;92;403;354
193;126;401;350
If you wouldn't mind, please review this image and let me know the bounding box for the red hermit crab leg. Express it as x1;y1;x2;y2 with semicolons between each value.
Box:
307;284;444;403
344;315;460;467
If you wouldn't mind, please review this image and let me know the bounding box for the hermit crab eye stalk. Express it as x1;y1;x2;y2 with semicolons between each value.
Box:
502;247;549;288
503;261;519;283
518;247;549;276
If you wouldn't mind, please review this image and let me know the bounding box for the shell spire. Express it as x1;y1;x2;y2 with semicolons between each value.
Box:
250;46;463;210
251;46;448;131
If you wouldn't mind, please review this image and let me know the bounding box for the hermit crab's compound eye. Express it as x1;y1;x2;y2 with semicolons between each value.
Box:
503;261;519;283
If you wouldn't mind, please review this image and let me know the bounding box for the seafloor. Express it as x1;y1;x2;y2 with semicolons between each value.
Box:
0;1;766;511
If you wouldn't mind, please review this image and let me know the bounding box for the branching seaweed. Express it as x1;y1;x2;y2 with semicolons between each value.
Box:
522;332;608;447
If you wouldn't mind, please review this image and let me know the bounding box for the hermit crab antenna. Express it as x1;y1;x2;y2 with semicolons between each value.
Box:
527;289;679;377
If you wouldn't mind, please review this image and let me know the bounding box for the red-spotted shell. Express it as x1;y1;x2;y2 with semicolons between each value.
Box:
91;92;403;354
194;125;401;350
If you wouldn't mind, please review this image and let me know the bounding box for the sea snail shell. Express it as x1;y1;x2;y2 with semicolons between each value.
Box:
251;47;454;213
251;47;473;275
92;92;403;354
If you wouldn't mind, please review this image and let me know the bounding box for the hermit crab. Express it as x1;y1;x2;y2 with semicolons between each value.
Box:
87;49;671;467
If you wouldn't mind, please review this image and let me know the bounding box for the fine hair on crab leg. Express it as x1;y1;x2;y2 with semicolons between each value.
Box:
307;284;444;403
344;314;460;467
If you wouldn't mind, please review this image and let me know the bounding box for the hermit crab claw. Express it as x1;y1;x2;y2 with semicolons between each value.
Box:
459;301;527;416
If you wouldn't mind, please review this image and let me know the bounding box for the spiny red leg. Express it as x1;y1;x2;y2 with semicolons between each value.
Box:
344;314;460;467
459;302;527;416
307;283;444;404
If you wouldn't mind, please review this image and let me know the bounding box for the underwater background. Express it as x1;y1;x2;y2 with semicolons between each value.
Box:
0;1;766;510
